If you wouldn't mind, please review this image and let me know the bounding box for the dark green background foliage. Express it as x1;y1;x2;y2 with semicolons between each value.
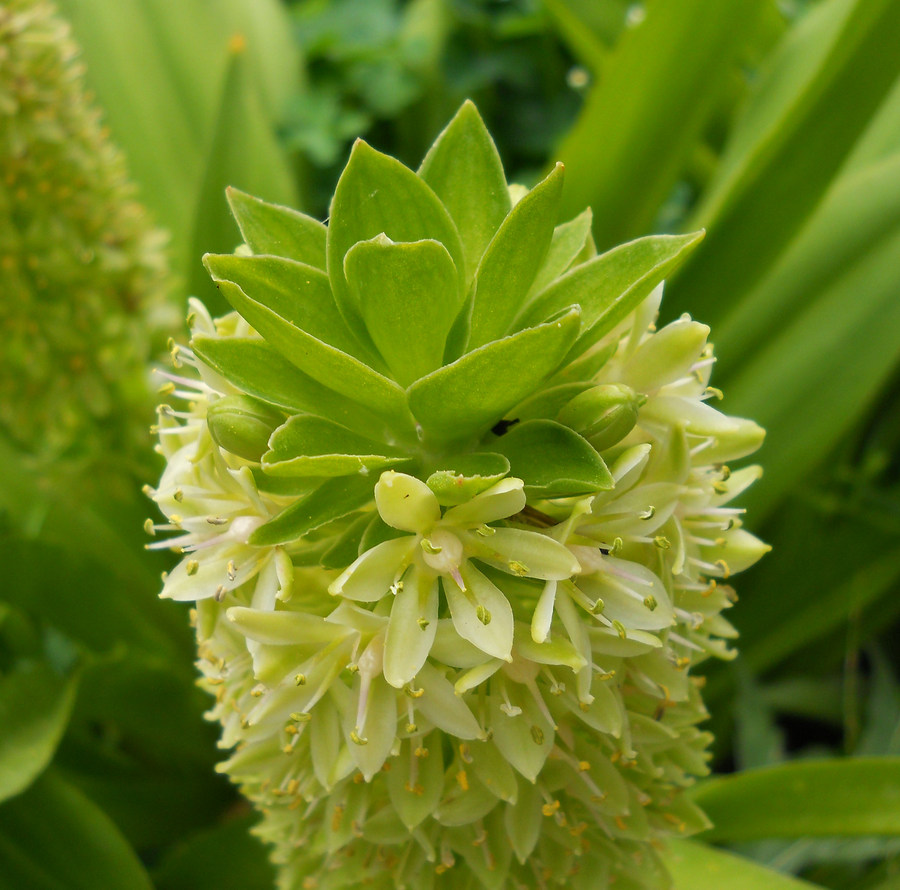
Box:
1;0;899;887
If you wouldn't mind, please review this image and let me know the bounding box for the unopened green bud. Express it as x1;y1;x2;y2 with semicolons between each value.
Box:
557;384;645;451
207;395;282;461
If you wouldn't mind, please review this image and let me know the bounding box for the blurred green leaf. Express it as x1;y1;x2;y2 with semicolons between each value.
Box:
191;48;300;312
740;545;900;677
0;663;78;804
674;0;900;318
153;814;275;890
0;771;153;890
664;839;820;890
692;758;900;841
721;157;900;517
554;0;765;250
58;0;301;287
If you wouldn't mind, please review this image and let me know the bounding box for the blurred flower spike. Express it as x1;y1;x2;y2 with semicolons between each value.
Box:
147;101;768;889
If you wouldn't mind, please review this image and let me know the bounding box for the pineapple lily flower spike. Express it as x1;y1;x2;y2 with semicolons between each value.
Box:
148;101;768;890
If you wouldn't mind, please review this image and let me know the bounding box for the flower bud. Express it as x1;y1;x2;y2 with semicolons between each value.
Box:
557;383;646;451
207;395;282;461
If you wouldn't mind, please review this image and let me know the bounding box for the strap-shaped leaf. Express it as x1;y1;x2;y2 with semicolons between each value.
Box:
190;335;388;438
344;236;462;386
204;253;379;366
226;187;327;269
467;163;565;349
528;207;594;297
206;276;414;433
408;309;581;443
262;415;409;477
418;100;511;284
250;475;375;546
691;757;900;840
489;419;613;497
516;232;704;348
327;139;465;329
664;840;818;890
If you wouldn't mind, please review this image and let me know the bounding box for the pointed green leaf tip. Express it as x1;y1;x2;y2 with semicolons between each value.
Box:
419;99;512;284
150;99;767;890
226;187;326;269
466;163;566;349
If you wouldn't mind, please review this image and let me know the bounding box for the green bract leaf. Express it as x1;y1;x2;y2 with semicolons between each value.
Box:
408;309;581;443
203;253;377;365
0;663;78;804
206;277;413;432
466;163;565;349
528;207;594;297
226;187;327;269
691;757;900;840
425;453;511;506
190;336;388;438
327;139;465;329
489;419;612;497
344;236;462;386
250;475;375;546
418;100;511;285
515;232;704;350
262;415;408;478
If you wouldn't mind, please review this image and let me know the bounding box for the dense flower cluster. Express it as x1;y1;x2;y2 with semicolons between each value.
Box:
148;103;767;889
0;0;170;461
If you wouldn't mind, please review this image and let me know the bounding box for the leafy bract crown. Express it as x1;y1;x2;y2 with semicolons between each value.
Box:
149;101;767;890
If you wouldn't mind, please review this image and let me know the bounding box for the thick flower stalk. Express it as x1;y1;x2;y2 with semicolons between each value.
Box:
0;0;169;462
148;102;768;889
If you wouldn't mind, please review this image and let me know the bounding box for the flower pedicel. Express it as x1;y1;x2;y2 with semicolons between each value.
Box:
147;102;768;890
